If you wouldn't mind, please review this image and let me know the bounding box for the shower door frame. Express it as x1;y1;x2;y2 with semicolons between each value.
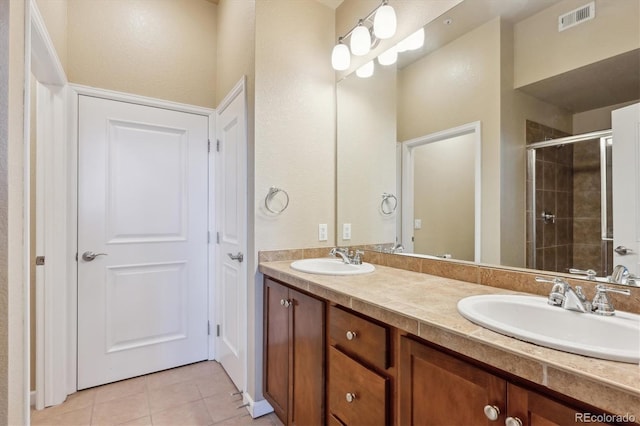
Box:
526;129;613;271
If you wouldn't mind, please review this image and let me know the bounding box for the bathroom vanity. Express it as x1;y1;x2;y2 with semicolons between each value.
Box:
260;256;639;426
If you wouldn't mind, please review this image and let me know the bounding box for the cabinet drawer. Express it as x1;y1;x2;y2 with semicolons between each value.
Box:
330;305;390;369
329;347;388;426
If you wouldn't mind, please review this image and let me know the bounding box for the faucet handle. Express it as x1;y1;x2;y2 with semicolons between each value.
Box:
537;276;569;306
569;268;597;280
592;284;631;316
351;250;364;265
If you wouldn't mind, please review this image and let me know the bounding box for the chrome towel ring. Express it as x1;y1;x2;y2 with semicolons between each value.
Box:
265;186;290;214
381;192;397;215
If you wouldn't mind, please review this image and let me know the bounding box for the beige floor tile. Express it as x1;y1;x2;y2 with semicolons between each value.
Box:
91;392;149;425
213;412;280;426
148;380;202;413
145;362;214;391
119;415;153;425
151;400;213;426
203;393;245;424
94;376;147;405
31;406;93;426
31;388;97;420
194;371;238;399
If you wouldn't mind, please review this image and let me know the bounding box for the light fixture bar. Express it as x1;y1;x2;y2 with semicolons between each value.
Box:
336;0;389;45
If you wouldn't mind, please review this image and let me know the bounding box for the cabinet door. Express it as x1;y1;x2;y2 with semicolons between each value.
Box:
290;288;325;426
264;278;290;422
399;337;507;426
507;384;610;426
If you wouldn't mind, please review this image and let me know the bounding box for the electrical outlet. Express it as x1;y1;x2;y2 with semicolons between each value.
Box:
343;223;351;240
318;224;328;241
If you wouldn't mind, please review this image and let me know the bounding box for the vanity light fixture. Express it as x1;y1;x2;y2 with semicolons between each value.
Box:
331;0;397;70
378;46;398;66
356;61;374;78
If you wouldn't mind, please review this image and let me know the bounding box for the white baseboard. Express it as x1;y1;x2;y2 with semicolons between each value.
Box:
30;391;36;406
244;393;273;419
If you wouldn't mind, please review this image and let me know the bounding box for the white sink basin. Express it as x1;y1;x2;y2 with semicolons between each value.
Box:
457;294;640;363
290;258;375;276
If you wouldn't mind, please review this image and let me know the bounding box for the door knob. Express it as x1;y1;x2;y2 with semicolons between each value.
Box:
614;246;633;256
82;251;107;261
345;392;356;403
227;252;244;262
505;417;523;426
346;331;357;341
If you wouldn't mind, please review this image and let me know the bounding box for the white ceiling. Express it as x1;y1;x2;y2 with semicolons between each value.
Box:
315;0;344;10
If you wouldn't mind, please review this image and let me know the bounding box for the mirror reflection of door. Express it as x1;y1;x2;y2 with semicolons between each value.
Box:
412;134;475;261
402;123;480;262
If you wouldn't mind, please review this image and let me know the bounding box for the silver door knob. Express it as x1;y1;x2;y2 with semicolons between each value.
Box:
82;251;107;262
505;417;523;426
280;299;291;308
345;392;356;403
614;246;633;255
346;331;357;341
227;252;244;262
483;405;500;421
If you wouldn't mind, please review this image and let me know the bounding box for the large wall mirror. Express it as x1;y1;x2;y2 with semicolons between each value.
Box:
336;0;640;279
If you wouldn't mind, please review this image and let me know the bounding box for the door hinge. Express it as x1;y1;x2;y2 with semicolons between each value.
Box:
216;232;220;244
207;139;211;153
207;321;211;335
216;324;220;337
216;139;221;152
207;231;210;244
35;256;45;266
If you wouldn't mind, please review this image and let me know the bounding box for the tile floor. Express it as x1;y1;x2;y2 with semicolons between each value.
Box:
30;361;283;426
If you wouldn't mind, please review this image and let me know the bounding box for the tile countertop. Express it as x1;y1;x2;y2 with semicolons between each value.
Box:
259;260;640;420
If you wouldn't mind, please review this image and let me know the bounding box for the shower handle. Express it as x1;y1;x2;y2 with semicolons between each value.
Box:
614;246;634;256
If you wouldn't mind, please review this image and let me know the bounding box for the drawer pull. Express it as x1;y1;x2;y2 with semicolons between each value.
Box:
483;405;500;421
345;392;356;403
505;417;522;426
346;330;357;341
280;299;291;308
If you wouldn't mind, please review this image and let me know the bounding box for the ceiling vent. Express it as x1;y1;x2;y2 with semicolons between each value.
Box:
558;2;595;31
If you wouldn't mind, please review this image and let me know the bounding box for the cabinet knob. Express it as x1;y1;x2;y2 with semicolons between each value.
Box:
346;330;357;341
345;392;356;403
483;405;500;421
505;417;523;426
280;299;291;308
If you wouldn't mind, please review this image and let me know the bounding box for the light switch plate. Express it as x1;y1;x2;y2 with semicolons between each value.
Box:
318;224;328;241
343;223;351;240
414;219;422;230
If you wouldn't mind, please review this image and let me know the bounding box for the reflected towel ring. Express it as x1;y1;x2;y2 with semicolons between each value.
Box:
381;192;397;215
265;186;290;214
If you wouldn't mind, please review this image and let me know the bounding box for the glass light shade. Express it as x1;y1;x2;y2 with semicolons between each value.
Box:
397;28;425;52
373;4;397;39
356;61;374;78
331;43;351;71
377;46;398;66
350;25;371;56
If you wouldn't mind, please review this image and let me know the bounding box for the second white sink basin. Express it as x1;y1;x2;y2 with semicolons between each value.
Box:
290;258;375;276
457;294;640;363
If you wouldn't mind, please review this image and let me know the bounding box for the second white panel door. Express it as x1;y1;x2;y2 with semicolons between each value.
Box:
77;95;209;390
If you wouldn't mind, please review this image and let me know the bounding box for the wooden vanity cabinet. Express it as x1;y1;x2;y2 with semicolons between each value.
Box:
328;305;393;426
400;337;614;426
263;277;325;426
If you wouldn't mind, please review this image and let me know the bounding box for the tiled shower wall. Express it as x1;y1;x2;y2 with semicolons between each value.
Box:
526;121;572;273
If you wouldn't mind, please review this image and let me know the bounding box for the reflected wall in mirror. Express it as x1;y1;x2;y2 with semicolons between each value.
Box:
336;0;640;277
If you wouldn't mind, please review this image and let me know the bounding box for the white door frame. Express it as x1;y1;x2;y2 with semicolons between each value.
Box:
401;121;482;262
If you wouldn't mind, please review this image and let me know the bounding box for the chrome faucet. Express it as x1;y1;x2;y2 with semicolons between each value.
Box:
609;265;637;285
536;277;591;313
592;284;631;316
329;247;351;264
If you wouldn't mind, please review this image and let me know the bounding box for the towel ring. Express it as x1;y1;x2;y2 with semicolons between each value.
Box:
381;193;398;215
265;186;290;214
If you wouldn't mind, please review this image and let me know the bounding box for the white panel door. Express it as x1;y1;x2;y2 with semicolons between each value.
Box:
215;81;247;391
612;103;640;275
77;95;209;389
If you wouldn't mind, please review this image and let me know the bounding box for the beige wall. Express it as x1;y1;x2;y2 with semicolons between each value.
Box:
514;0;640;88
337;65;396;247
413;133;475;260
252;0;335;400
398;18;502;264
35;0;68;72
573;100;638;134
1;0;27;424
67;0;217;108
